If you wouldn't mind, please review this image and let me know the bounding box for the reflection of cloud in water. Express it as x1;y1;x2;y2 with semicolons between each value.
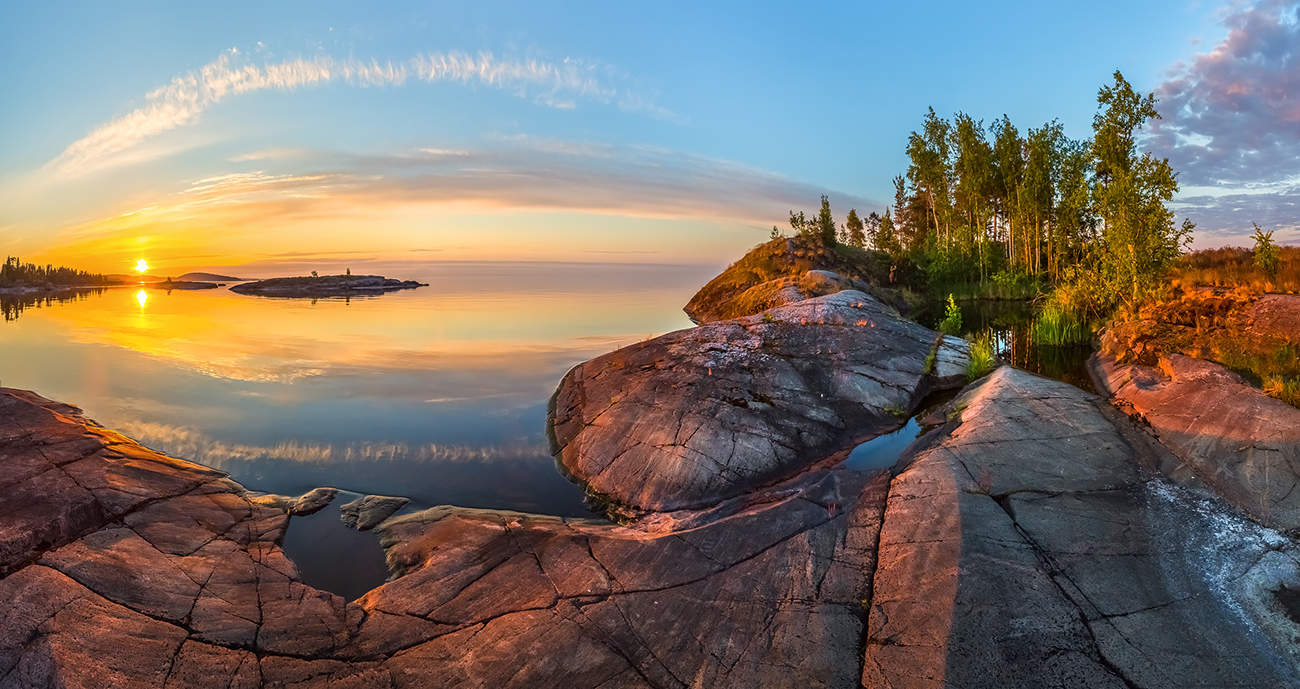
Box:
116;419;551;469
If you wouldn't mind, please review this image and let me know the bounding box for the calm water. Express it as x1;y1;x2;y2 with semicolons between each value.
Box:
0;262;711;597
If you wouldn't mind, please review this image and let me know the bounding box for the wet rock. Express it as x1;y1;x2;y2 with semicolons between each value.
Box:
1092;350;1300;530
339;494;409;531
549;290;968;513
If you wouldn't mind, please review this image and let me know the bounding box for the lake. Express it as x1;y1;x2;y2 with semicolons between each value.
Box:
0;262;712;597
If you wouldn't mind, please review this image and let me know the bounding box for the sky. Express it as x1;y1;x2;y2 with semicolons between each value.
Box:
1;0;1297;275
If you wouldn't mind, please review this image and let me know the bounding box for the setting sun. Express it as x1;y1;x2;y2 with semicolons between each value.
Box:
134;259;150;273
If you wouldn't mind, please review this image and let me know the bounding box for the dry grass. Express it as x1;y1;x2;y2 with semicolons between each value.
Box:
1170;246;1300;294
1103;286;1300;408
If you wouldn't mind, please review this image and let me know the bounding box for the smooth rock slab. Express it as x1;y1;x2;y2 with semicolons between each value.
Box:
549;290;968;513
1093;351;1300;531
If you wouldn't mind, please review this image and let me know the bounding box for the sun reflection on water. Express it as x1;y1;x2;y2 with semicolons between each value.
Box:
135;290;148;308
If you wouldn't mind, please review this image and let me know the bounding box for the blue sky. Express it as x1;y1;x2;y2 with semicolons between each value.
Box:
0;1;1291;273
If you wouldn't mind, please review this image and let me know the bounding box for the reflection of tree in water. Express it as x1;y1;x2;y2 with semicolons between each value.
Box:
1;288;106;322
921;298;1095;391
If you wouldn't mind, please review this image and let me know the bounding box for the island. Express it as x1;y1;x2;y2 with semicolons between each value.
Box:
229;273;427;297
139;280;219;290
175;272;244;282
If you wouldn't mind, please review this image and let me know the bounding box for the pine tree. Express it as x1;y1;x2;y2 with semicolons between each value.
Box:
845;209;867;248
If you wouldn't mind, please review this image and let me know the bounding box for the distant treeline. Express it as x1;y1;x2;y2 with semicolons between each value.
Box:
0;257;114;287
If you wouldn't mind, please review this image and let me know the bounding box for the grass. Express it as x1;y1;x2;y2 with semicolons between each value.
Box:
1170;245;1300;294
965;330;997;381
1264;376;1300;407
1032;301;1090;345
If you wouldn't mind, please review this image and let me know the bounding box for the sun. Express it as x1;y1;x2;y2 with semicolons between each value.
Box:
134;259;150;273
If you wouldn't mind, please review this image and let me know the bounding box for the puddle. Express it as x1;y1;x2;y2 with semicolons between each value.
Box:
844;417;925;471
280;492;393;601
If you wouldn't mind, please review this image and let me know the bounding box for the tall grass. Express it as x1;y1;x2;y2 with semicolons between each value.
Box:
965;330;997;381
1032;301;1090;345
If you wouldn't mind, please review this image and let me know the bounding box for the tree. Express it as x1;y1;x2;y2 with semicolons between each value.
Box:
1253;223;1279;278
1090;70;1193;310
815;195;837;246
845;209;867;248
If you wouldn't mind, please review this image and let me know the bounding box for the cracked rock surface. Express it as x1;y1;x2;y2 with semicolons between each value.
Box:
4;358;1300;687
549;290;969;514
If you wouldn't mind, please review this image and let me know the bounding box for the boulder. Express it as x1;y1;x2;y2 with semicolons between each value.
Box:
549;290;969;513
339;494;409;531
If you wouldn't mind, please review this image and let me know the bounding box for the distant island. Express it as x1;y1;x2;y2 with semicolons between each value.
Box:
229;273;427;297
176;271;244;282
140;280;219;290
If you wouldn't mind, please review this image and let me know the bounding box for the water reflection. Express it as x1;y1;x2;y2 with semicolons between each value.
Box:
0;287;107;322
0;262;713;520
920;298;1095;391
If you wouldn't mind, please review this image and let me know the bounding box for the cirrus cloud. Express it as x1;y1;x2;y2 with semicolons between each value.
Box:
45;49;672;179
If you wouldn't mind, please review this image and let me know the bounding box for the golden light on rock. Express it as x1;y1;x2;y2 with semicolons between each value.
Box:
134;259;150;273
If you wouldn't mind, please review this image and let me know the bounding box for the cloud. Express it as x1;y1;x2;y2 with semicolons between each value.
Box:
58;140;880;242
1150;0;1300;241
45;49;670;179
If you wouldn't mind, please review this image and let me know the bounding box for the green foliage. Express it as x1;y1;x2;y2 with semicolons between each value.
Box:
878;71;1196;317
1032;299;1090;345
937;294;963;334
1090;71;1194;311
844;208;867;248
1253;223;1279;278
965;330;997;381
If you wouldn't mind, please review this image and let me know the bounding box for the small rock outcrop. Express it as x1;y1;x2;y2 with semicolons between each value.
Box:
549;290;968;513
684;236;911;323
230;275;427;297
249;487;339;516
339;494;409;531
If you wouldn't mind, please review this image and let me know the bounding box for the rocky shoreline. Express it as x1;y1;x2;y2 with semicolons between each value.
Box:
4;241;1300;687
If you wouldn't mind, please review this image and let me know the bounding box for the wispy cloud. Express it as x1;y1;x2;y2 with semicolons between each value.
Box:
1151;0;1300;242
55;140;879;242
45;49;670;179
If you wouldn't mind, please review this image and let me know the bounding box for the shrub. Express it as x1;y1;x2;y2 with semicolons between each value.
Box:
937;294;962;335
